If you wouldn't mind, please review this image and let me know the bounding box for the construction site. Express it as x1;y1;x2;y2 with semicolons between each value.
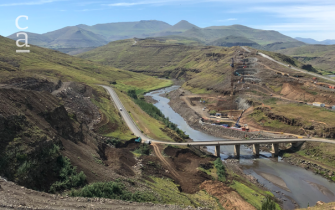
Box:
168;47;335;140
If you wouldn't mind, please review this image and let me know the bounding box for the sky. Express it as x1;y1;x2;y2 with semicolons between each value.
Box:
0;0;334;41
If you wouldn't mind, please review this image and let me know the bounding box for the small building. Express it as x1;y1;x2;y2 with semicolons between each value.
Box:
332;106;335;110
313;102;325;107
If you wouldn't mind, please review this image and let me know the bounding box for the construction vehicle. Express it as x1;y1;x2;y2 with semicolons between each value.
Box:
235;116;242;128
135;137;142;143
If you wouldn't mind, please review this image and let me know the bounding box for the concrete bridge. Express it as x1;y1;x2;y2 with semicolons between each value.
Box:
188;139;306;157
101;85;335;158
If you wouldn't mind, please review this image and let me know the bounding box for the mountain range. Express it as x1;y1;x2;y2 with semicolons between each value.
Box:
295;37;335;45
7;20;305;54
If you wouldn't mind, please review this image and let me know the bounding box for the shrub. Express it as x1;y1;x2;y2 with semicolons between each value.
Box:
69;181;156;203
261;196;276;210
49;156;87;193
127;90;138;100
135;144;151;155
214;158;226;182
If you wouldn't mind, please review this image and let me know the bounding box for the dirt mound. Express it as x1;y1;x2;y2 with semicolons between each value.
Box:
142;155;174;180
162;146;214;193
101;143;137;177
200;180;256;210
280;83;335;104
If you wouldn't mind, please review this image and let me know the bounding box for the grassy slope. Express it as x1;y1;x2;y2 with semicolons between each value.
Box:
181;25;302;46
78;38;235;93
115;89;174;141
79;20;171;40
248;102;335;136
146;177;222;209
277;45;335;73
0;35;172;140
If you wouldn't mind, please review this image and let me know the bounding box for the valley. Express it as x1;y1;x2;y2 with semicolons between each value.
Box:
2;24;335;210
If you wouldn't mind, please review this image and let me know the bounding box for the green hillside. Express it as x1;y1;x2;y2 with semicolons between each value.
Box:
78;38;242;92
277;45;335;74
209;35;261;48
180;24;304;46
8;27;108;49
0;35;170;92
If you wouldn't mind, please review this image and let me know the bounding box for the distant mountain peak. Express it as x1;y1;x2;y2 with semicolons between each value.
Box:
168;20;198;31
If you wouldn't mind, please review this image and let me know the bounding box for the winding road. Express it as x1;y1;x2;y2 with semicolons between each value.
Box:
101;85;335;146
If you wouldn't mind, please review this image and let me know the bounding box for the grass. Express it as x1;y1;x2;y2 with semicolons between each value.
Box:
270;103;335;127
69;180;156;203
145;177;222;209
231;181;280;210
128;90;188;140
296;143;335;169
116;89;174;141
91;95;134;140
249;109;298;133
78;38;237;94
276;45;335;73
1;36;175;143
214;158;226;182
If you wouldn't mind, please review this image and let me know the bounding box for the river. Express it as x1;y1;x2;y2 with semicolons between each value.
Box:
145;85;335;209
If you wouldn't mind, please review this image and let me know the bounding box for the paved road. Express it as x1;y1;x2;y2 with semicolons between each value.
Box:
101;85;335;146
241;46;335;83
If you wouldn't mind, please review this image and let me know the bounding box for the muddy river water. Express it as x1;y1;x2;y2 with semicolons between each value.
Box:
146;85;335;209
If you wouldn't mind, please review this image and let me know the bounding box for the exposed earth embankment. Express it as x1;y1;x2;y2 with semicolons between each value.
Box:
167;88;277;140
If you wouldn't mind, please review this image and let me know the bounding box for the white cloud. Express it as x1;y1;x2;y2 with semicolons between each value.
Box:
0;0;64;7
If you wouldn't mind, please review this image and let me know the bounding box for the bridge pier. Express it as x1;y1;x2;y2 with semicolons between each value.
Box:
215;145;221;157
252;144;260;156
234;145;240;158
272;143;279;157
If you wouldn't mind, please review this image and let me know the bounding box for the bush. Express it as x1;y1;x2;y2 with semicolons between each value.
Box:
106;138;121;147
127;90;138;100
134;144;151;155
261;196;276;210
49;156;87;193
69;181;156;203
214;158;226;182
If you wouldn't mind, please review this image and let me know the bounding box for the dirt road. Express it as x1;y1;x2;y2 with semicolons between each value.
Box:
151;144;180;179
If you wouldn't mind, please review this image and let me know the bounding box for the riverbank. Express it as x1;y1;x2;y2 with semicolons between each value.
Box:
144;85;335;209
282;142;335;183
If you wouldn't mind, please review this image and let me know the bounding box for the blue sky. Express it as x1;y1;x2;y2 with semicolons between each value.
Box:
0;0;334;40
